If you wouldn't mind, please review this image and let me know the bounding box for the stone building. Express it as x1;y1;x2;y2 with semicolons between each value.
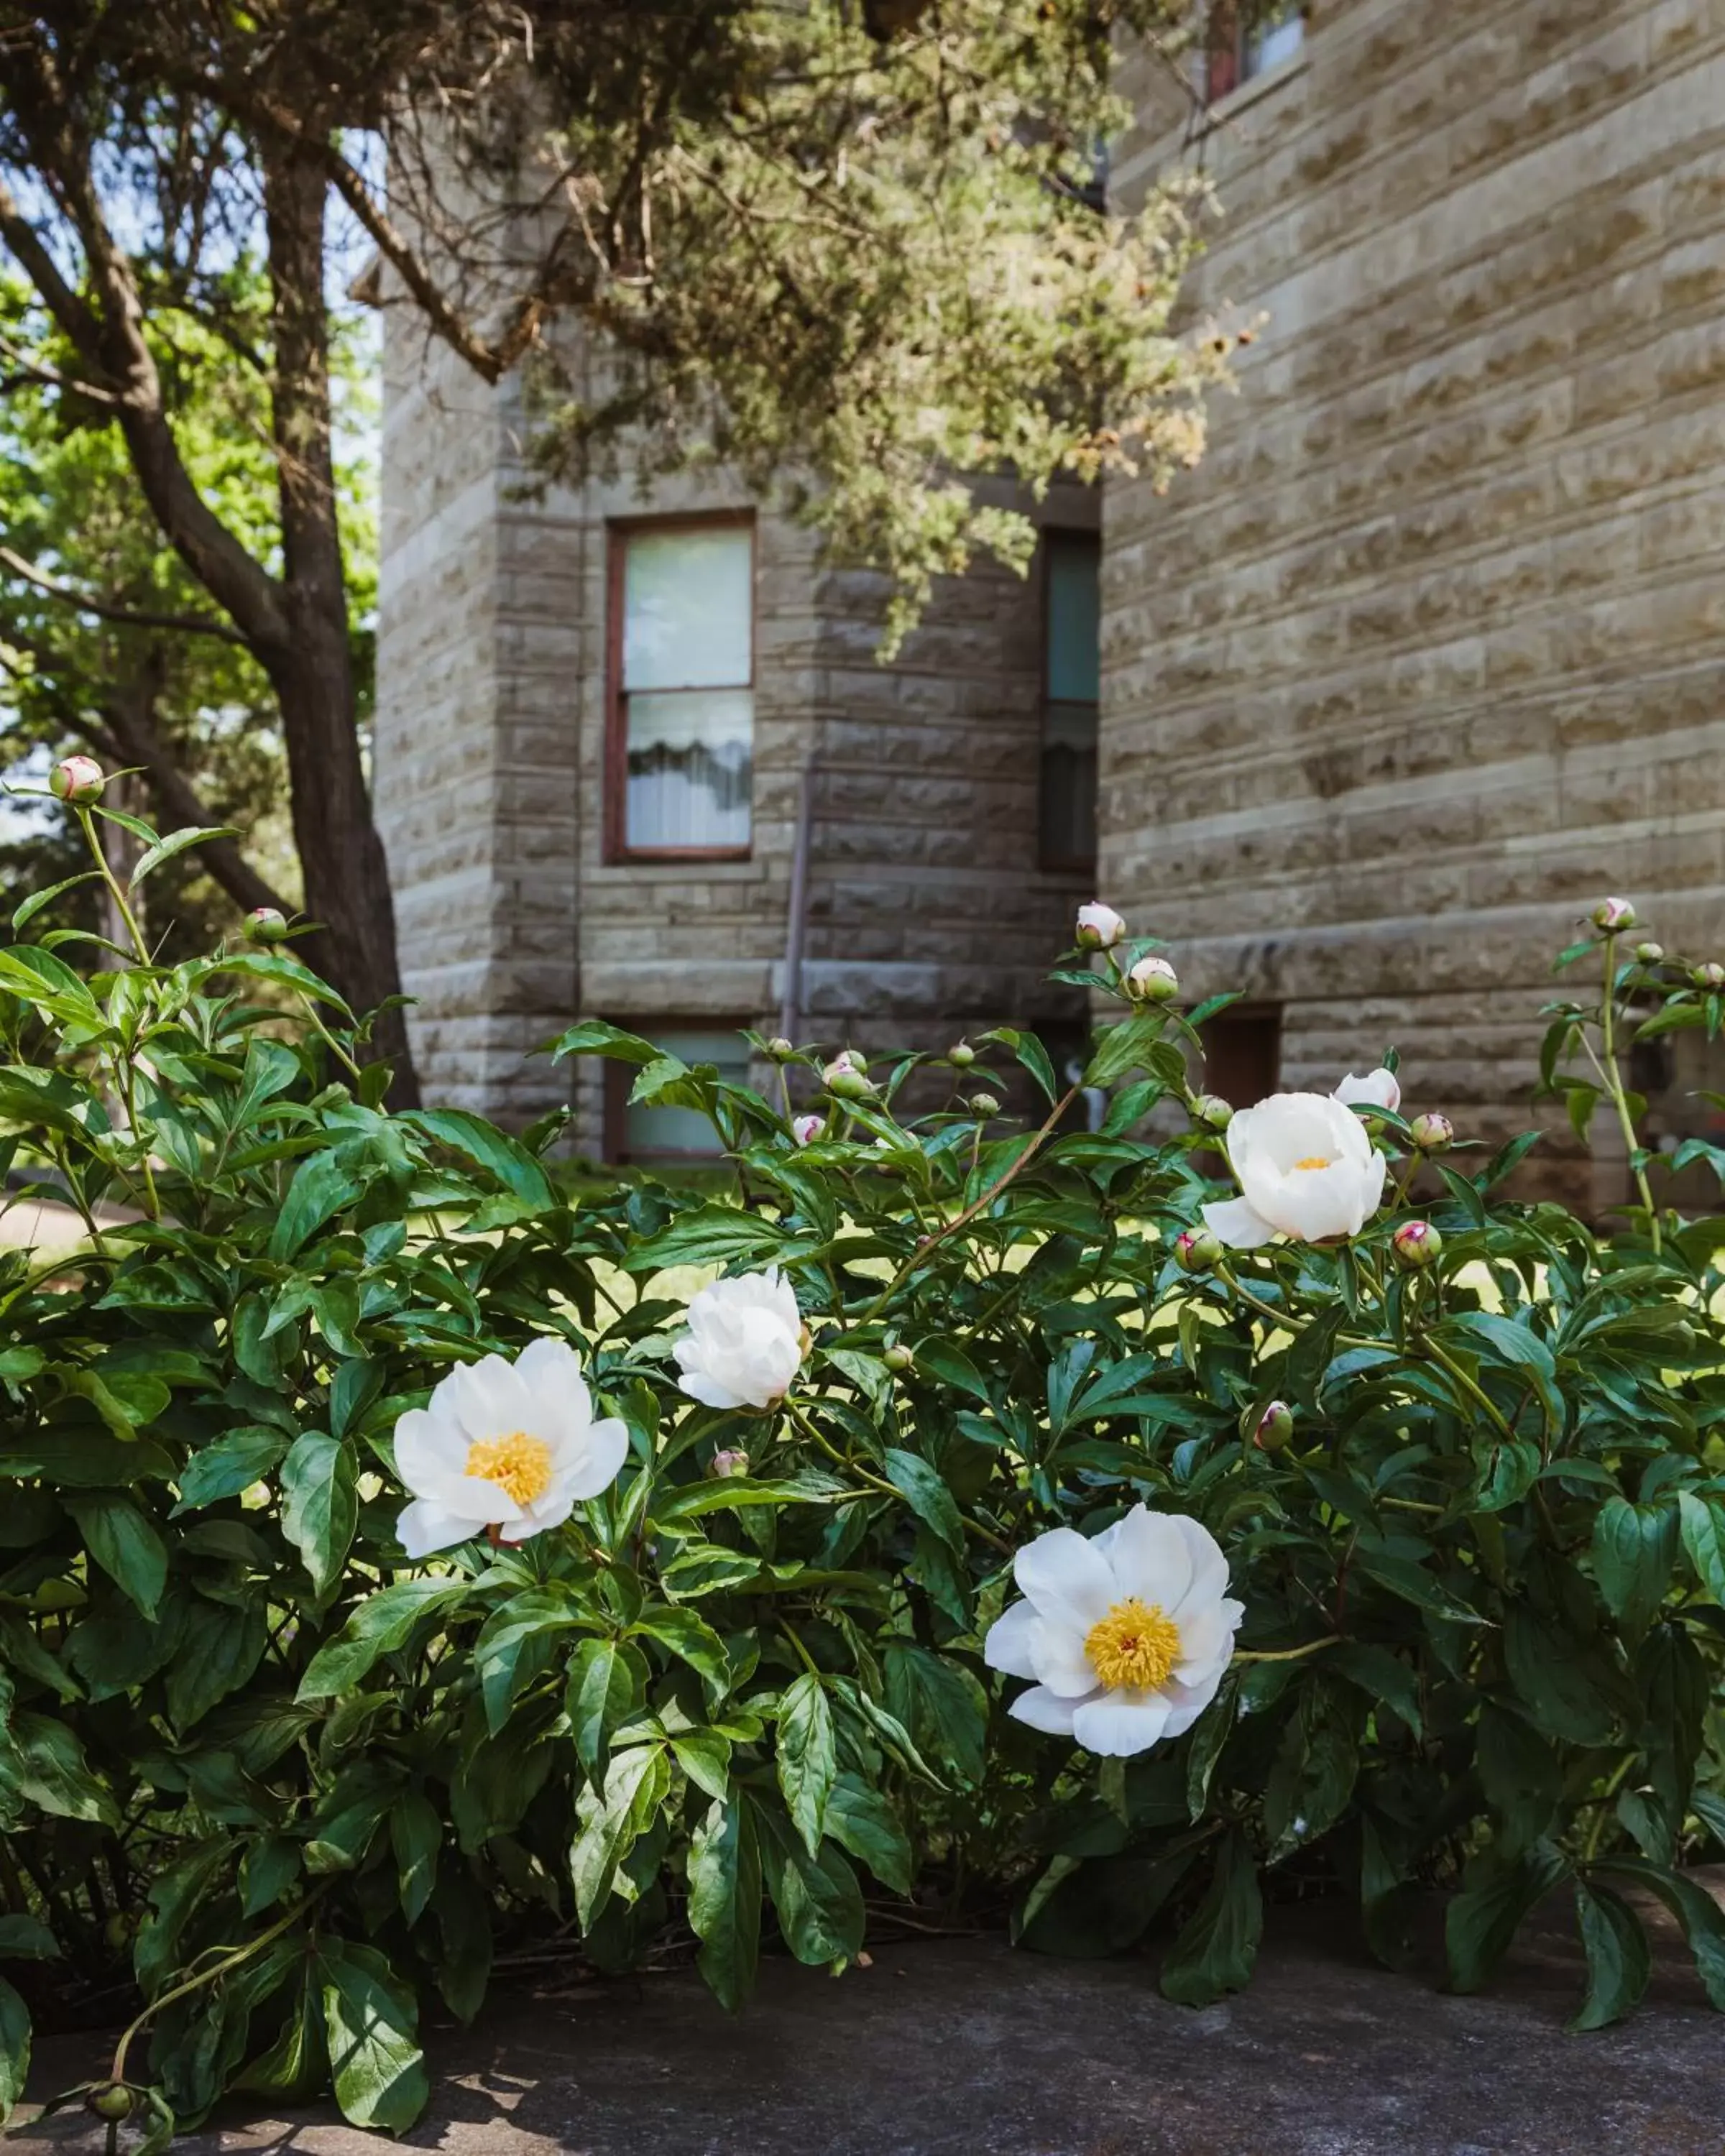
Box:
375;0;1725;1182
1106;0;1725;1197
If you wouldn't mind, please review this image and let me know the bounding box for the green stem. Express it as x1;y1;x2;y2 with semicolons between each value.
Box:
109;1883;330;2088
1580;1752;1637;1866
858;1082;1082;1322
75;806;150;964
1234;1633;1342;1664
1420;1332;1517;1444
1597;935;1661;1256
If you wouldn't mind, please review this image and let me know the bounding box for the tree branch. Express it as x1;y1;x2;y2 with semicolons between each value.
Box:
0;68;293;659
0;545;248;645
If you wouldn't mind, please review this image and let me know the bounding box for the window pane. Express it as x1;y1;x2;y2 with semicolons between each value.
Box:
622;528;752;691
1246;6;1303;77
625;688;753;850
1040;702;1098;866
625;1028;753;1158
1046;535;1100;703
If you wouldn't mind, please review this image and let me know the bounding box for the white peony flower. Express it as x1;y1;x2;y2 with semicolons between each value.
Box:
1075;902;1126;949
1333;1067;1399;1112
393;1338;630;1558
1200;1077;1392;1248
985;1505;1243;1756
675;1266;806;1411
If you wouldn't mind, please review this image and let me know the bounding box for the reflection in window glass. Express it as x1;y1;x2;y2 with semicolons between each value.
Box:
618;525;753;852
1041;532;1100;870
1204;1;1304;105
622;1028;753;1158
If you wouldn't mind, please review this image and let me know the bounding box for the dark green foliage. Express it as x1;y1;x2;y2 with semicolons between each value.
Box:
1;819;1724;2141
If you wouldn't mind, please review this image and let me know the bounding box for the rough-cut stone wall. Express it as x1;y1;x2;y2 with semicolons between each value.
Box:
1107;0;1725;1198
377;309;1095;1147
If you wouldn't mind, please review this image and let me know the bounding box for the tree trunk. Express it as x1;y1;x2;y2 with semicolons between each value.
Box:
261;141;419;1105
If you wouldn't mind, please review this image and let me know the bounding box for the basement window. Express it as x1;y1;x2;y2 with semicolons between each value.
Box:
609;1026;753;1162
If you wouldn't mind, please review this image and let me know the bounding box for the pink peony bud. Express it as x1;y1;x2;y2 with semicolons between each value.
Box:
1253;1401;1294;1452
1174;1226;1223;1273
49;754;105;804
1592;895;1637;934
1075;902;1126;950
244;906;289;943
1125;954;1179;1003
1391;1219;1443;1268
1407;1112;1453;1153
708;1448;750;1480
791;1113;826;1146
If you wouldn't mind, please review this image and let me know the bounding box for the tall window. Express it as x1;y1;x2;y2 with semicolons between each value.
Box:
1203;1;1304;104
611;1027;753;1161
1041;531;1100;872
609;520;753;857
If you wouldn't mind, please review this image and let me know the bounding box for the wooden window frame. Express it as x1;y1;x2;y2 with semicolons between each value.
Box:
604;510;758;866
1039;526;1101;877
602;1021;753;1166
1202;1;1304;106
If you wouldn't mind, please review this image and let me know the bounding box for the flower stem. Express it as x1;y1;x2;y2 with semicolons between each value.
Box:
1597;936;1660;1256
109;1882;331;2088
858;1082;1082;1322
1234;1633;1342;1664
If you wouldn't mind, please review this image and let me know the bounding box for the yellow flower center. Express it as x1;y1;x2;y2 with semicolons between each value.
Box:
1293;1155;1335;1171
464;1432;553;1506
1085;1597;1182;1692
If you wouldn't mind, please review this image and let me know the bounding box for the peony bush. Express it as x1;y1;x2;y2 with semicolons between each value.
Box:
3;786;1725;2145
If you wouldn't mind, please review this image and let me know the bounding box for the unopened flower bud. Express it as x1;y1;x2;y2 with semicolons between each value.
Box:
1634;941;1665;966
883;1344;914;1374
969;1092;1000;1118
1692;962;1725;992
50;754;105;804
765;1036;795;1060
947;1041;976;1069
1252;1401;1294;1453
1592;895;1637;934
1391;1219;1443;1269
1407;1112;1453;1153
1191;1093;1233;1130
791;1113;826;1146
1075;902;1126;950
244;906;289;943
708;1448;750;1480
87;2086;134;2123
1125;955;1179;1003
824;1059;874;1100
1174;1226;1223;1273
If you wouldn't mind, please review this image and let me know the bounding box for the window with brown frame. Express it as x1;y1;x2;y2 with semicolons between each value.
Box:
607;517;755;860
1040;530;1100;873
604;1026;755;1163
1202;1;1304;105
